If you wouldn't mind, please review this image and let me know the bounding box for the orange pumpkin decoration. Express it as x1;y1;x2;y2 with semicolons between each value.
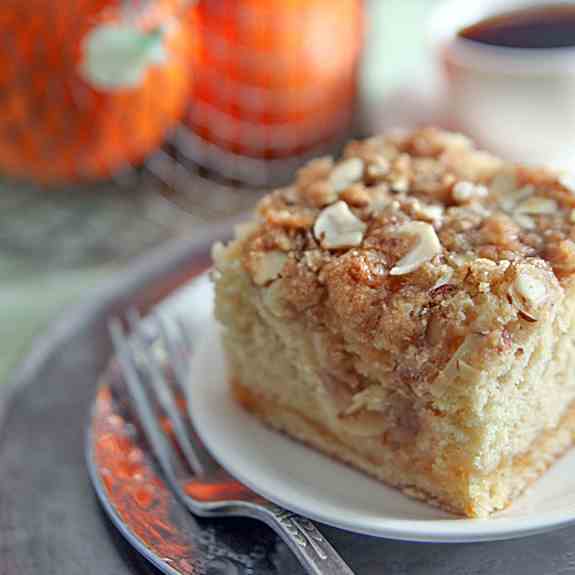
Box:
189;0;363;159
0;0;197;184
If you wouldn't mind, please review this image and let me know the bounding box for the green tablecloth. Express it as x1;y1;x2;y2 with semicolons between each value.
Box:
0;0;433;384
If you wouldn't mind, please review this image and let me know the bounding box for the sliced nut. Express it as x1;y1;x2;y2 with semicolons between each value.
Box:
560;172;575;194
329;157;364;193
366;157;391;181
509;267;549;320
390;221;442;276
452;181;488;204
390;176;409;193
296;156;334;187
420;205;444;222
389;153;411;193
369;184;391;211
447;252;471;268
379;142;401;161
304;179;338;207
499;197;515;213
501;185;535;212
340;183;371;207
314;201;367;250
498;259;511;273
433;130;472;150
480;213;520;247
412;200;444;223
267;209;314;229
516;196;558;215
514;213;536;230
478;281;490;293
545;239;575;274
442;148;502;180
464;150;504;178
280;186;299;204
515;185;536;200
304;250;325;272
489;172;517;198
473;257;499;271
468;202;491;217
514;270;548;307
432;267;454;289
252;251;288;286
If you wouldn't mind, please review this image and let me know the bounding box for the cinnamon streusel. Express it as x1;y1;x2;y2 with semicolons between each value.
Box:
212;127;575;517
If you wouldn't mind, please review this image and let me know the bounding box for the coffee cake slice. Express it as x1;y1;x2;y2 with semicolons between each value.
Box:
212;127;575;517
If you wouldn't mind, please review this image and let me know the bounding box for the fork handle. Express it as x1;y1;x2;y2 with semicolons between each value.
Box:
258;504;355;575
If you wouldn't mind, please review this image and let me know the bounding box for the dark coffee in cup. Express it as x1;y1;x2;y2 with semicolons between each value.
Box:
459;4;575;49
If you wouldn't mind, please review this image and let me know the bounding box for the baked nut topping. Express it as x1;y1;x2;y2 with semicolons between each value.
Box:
313;201;367;249
237;127;574;381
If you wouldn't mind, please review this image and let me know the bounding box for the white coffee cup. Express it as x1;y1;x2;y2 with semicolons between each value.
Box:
429;0;575;171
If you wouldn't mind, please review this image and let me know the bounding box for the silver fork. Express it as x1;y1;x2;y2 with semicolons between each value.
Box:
109;310;355;575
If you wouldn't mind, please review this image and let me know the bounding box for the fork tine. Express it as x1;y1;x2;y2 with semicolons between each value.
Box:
127;310;205;476
108;318;179;486
155;314;190;395
153;313;224;476
175;317;194;356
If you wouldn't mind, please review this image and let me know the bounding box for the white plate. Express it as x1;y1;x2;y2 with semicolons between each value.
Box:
187;294;575;543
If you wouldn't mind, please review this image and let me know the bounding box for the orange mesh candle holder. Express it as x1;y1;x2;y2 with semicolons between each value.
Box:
185;0;363;184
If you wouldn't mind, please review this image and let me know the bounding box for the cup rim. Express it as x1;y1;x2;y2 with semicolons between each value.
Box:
428;0;575;75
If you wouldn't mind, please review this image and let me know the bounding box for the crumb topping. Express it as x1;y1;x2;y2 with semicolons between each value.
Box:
231;127;572;389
